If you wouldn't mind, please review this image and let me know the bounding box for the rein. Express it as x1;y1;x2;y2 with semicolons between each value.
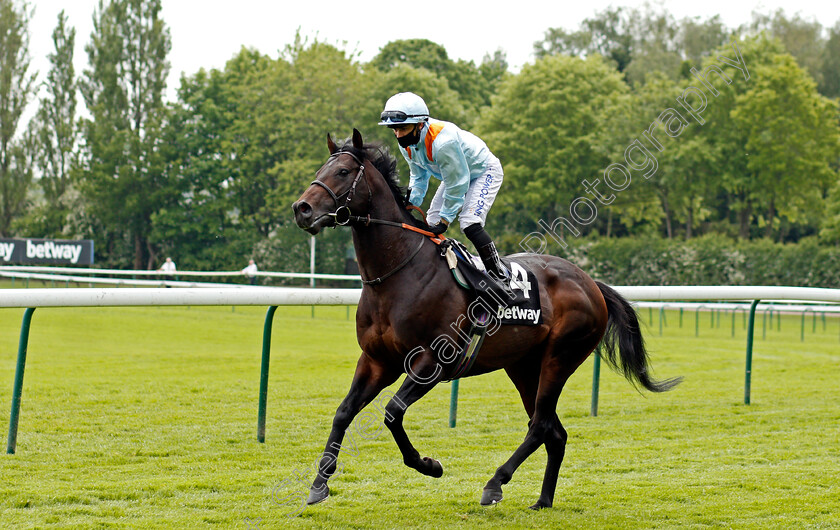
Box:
306;150;445;286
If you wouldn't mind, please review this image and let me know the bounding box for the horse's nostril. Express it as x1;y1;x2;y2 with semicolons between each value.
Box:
295;201;312;218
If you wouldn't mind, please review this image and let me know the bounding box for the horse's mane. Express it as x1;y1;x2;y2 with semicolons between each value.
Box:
335;138;427;228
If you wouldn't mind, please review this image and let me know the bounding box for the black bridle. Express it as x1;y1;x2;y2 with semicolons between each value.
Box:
305;150;437;286
308;150;371;226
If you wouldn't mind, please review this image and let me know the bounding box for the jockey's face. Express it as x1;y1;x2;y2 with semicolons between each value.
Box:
391;122;418;138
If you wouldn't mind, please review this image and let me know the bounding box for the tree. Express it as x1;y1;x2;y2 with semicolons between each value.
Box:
23;10;80;237
680;15;730;65
746;9;825;87
476;54;628;240
601;73;718;239
535;7;634;73
370;38;501;124
820;181;840;244
622;6;682;85
156;37;381;273
79;0;172;268
730;53;839;238
36;10;77;202
698;36;787;239
819;21;840;99
151;65;250;270
0;0;37;236
536;7;730;86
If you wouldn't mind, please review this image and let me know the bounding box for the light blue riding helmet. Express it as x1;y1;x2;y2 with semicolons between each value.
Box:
378;92;430;126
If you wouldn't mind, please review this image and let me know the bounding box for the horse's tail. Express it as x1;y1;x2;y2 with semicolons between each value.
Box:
595;281;682;393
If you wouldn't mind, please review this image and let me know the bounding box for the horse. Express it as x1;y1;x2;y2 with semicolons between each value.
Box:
291;129;681;510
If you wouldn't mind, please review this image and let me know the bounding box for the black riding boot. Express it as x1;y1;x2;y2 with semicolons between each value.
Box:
464;224;507;279
476;241;507;281
464;223;528;305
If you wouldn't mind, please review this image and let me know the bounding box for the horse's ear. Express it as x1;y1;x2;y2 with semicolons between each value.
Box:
352;128;364;150
327;133;338;155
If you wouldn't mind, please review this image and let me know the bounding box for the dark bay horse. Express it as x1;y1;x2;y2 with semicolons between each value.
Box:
292;129;681;510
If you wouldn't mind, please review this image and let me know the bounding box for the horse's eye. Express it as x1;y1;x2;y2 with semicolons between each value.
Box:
338;168;350;177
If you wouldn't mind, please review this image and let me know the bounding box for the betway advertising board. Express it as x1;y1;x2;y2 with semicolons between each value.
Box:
0;238;94;265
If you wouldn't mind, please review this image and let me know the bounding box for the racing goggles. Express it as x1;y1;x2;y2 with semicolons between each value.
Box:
379;110;427;123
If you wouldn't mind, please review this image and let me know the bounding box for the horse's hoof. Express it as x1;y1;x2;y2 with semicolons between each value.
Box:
480;488;503;506
529;500;552;510
306;485;330;505
421;457;444;478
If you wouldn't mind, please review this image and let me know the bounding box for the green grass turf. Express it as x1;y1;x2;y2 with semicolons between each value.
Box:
0;299;838;529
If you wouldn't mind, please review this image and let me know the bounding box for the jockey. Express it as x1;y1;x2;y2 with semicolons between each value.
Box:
378;92;509;283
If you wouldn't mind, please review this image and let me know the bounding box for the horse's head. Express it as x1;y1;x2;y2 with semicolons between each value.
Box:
292;129;371;235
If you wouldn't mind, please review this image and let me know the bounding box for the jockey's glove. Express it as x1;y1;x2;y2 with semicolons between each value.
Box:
428;219;449;235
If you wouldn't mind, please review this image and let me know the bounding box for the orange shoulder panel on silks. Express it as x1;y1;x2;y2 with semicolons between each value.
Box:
424;122;444;161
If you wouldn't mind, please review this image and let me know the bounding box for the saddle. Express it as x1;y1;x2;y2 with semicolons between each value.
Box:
440;239;542;326
437;239;543;381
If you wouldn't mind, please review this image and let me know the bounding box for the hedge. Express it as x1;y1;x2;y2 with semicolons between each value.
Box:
495;234;840;288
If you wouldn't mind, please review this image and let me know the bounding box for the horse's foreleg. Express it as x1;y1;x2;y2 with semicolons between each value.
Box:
384;352;446;478
307;354;397;505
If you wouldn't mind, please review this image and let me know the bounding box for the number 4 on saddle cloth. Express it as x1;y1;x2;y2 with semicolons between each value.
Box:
440;239;543;327
437;239;543;381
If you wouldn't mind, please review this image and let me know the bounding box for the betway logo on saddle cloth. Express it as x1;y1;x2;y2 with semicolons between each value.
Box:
497;305;541;325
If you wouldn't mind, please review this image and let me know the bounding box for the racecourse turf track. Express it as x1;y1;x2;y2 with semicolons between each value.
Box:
0;296;838;529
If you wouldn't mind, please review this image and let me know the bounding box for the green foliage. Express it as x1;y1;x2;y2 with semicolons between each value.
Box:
0;0;37;237
819;22;840;98
729;43;839;237
79;0;173;269
18;10;80;239
34;10;78;204
155;36;371;272
745;9;825;87
370;38;503;123
554;235;840;287
536;7;730;84
536;7;634;73
477;54;627;234
820;181;840;244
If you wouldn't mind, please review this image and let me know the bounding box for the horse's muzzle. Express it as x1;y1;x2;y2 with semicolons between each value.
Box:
292;200;332;234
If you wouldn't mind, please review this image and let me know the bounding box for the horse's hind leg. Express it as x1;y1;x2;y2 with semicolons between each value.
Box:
531;412;567;510
481;356;571;507
504;361;569;509
307;354;398;505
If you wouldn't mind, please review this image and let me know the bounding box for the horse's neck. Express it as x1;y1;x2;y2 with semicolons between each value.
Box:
351;184;430;286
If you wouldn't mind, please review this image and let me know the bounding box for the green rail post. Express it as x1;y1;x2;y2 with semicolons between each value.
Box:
731;307;739;338
7;308;36;454
449;379;459;428
744;300;760;405
695;305;704;337
257;306;278;443
658;306;667;336
590;346;602;417
800;308;814;342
